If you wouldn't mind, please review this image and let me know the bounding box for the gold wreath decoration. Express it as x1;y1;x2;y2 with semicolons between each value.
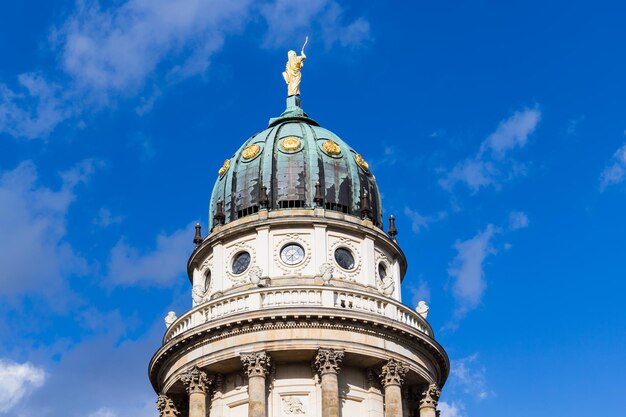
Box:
218;159;231;177
322;140;341;155
242;143;261;160
281;136;302;152
355;154;369;171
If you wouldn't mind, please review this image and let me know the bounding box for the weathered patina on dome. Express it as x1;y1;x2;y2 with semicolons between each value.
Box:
208;97;383;230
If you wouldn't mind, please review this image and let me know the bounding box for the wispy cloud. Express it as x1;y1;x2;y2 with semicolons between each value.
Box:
438;401;466;417
94;208;123;227
508;210;529;230
406;277;431;308
106;223;193;286
404;207;447;234
440;108;541;192
260;0;370;48
0;359;46;413
449;353;494;400
0;0;371;140
447;225;499;323
599;143;626;191
0;160;97;299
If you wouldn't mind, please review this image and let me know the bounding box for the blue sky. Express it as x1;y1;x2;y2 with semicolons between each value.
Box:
1;1;625;416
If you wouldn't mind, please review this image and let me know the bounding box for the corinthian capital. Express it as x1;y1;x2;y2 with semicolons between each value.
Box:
156;394;180;417
240;351;271;378
419;383;441;407
314;348;344;375
380;359;409;387
181;366;212;394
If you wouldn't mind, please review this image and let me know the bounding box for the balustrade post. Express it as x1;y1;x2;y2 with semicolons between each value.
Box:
181;366;213;417
418;383;441;417
380;359;409;417
240;351;271;417
314;348;344;417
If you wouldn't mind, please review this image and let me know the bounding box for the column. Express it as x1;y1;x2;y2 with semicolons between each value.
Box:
240;351;271;417
313;348;344;417
157;394;180;417
418;383;441;417
380;359;409;417
181;366;212;417
211;374;227;417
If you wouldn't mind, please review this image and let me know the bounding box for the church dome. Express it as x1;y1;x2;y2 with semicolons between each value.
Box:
208;97;383;230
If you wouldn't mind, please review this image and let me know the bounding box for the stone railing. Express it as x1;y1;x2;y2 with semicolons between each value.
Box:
164;286;431;342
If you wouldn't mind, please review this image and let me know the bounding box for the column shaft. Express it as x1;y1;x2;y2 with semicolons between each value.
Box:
189;391;206;417
384;384;402;417
320;371;340;417
247;375;266;417
419;405;437;417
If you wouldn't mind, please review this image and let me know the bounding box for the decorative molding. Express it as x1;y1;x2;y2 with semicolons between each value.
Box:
282;396;306;415
273;233;312;274
314;348;344;375
321;139;341;156
380;359;409;387
240;351;271;378
419;383;441;408
328;237;362;281
218;159;231;177
164;311;177;328
248;265;263;286
156;394;180;417
319;262;334;284
242;143;262;161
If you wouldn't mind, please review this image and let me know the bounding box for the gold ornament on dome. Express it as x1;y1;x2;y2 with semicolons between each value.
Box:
281;136;302;152
355;154;369;171
322;140;341;155
242;144;261;160
218;159;231;177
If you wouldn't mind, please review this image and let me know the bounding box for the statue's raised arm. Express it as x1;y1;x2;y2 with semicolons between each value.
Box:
282;37;308;97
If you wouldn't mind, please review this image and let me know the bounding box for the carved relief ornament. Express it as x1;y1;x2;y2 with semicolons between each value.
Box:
419;383;441;408
240;351;271;378
314;348;344;375
156;394;180;417
380;359;409;387
181;366;212;394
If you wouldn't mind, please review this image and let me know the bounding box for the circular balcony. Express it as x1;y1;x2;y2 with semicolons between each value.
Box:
149;285;448;394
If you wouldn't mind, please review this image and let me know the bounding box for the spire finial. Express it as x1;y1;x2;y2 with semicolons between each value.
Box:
193;223;203;247
314;181;324;207
282;36;308;97
259;185;269;209
214;198;226;226
388;215;398;241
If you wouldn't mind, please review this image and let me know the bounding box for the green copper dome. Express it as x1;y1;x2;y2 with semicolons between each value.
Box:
208;97;382;230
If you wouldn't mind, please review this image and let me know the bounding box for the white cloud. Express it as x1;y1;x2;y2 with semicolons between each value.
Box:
441;108;541;192
260;0;370;48
449;353;494;401
448;225;498;321
508;211;529;230
0;73;71;139
94;208;123;227
88;408;118;417
403;207;447;234
438;401;466;417
599;143;626;191
0;160;95;298
479;108;541;159
106;223;193;286
0;360;46;413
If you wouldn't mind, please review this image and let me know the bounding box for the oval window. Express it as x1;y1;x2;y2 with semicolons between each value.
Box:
232;252;251;274
280;243;305;266
378;263;387;281
334;247;355;270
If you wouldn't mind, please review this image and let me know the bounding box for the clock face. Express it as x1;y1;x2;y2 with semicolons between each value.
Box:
280;244;305;266
232;252;251;274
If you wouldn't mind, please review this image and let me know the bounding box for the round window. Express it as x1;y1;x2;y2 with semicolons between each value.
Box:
231;252;251;274
378;263;387;280
280;243;305;266
334;247;355;270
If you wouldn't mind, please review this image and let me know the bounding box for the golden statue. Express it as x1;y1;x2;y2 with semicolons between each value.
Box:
282;37;308;97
